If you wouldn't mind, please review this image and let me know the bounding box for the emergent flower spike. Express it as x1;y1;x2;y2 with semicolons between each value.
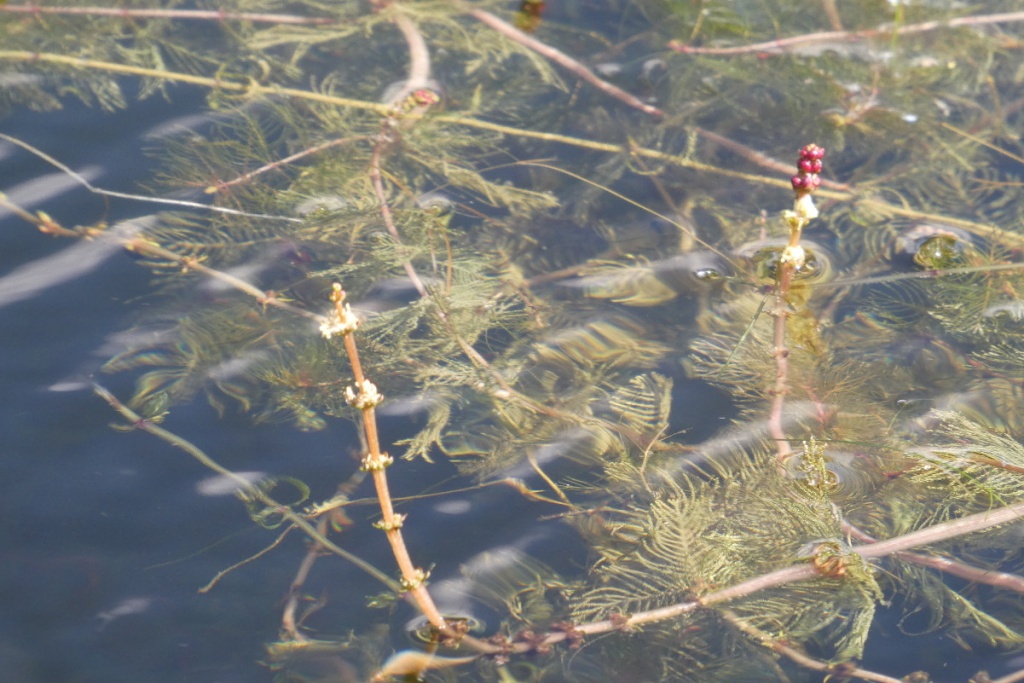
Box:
320;283;361;339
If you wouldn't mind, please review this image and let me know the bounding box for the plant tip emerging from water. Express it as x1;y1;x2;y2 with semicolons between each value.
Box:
320;283;360;339
783;144;825;265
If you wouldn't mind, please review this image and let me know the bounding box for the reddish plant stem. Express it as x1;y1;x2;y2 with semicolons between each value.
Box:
392;11;431;93
282;469;366;640
331;297;446;632
821;0;844;31
844;520;1024;594
857;501;1024;561
364;13;534;403
208;136;366;193
467;8;663;117
369;2;430;295
721;609;904;683
669;11;1024;56
0;3;335;24
552;496;1024;647
769;263;795;462
369;135;429;298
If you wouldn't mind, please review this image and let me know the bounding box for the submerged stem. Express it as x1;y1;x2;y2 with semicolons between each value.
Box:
669;11;1024;55
0;4;336;24
92;384;401;593
720;609;904;683
466;7;663;117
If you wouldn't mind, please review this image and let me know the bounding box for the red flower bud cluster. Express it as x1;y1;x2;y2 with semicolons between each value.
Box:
791;144;824;195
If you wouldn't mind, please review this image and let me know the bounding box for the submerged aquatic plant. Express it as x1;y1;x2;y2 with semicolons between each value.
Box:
6;0;1024;681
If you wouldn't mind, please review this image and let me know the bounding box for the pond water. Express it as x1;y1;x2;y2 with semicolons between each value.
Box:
4;2;1024;682
1;83;587;683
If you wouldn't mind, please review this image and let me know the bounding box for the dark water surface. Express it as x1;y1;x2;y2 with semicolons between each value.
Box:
0;96;574;682
0;95;289;682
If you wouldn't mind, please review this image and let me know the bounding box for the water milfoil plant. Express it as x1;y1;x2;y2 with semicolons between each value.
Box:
6;1;1024;681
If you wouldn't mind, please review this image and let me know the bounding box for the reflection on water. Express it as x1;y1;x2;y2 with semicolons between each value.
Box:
0;217;148;308
0;168;102;221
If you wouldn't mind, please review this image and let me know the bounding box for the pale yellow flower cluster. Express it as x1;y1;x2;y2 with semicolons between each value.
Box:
346;379;383;410
319;301;360;339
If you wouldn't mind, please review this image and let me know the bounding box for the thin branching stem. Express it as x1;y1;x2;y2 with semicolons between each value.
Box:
720;609;904;683
843;520;1024;594
201;527;295;594
0;189;320;321
0;131;303;224
282;468;365;641
466;7;663;117
280;516;324;642
0;3;337;24
369;133;429;298
128;239;322;319
769;261;795;462
5;50;1024;248
91;384;401;593
0;50;393;113
208;135;367;193
669;10;1024;55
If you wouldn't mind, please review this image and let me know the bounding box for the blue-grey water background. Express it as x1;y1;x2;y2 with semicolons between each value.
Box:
3;14;1024;683
0;88;585;682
